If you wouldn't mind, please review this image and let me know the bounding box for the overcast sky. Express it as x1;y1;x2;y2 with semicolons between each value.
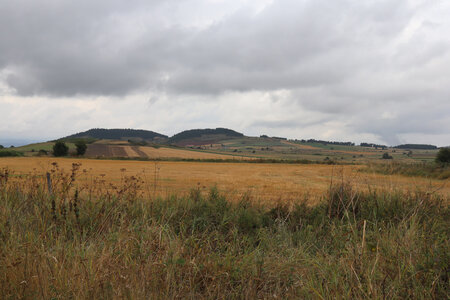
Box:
1;0;449;146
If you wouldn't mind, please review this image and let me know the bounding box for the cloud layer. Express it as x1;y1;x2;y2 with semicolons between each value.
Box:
1;0;449;145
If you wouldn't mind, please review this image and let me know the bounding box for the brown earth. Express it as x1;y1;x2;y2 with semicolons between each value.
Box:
85;144;128;157
85;144;248;160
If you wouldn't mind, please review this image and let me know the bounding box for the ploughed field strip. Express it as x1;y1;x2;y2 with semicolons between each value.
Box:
132;147;149;158
122;146;145;157
85;144;128;157
135;146;246;160
85;143;249;160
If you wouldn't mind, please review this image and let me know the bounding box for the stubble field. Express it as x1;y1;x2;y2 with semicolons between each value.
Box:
85;144;249;160
1;157;448;204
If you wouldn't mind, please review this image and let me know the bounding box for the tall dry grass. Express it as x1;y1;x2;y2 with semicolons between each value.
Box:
0;165;448;299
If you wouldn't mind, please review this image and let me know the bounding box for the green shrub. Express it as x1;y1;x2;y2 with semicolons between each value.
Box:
0;150;23;157
37;149;48;156
382;152;393;159
436;147;450;163
53;141;68;156
75;140;87;156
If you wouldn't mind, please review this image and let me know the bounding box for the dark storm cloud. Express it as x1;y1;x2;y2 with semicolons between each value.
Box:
0;0;185;96
1;0;424;96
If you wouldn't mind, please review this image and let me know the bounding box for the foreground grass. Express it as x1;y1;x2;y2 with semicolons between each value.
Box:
0;168;449;299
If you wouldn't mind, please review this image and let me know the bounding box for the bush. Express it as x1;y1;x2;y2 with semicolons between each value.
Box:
382;152;393;159
37;149;48;156
53;141;69;157
436;147;450;163
75;141;87;156
0;150;23;157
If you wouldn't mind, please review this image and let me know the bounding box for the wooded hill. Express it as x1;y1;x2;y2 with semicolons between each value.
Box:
393;144;437;150
64;128;168;141
59;128;440;150
168;128;244;145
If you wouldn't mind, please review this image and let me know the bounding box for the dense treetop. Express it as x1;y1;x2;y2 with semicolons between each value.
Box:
53;141;68;157
360;143;387;149
168;128;243;143
436;147;450;163
295;139;355;146
393;144;437;150
64;128;167;140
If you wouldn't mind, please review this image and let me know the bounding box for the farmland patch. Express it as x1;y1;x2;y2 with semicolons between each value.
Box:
1;157;448;204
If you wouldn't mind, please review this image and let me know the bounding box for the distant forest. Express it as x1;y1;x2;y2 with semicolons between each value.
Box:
360;143;387;149
65;128;168;140
169;128;243;143
296;139;355;146
393;144;437;150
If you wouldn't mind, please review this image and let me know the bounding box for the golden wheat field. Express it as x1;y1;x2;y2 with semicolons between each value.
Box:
1;157;448;205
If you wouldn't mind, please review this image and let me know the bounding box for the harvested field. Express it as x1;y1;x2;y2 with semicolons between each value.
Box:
122;145;144;157
85;144;245;160
283;140;318;150
85;144;128;157
135;146;245;159
1;157;448;205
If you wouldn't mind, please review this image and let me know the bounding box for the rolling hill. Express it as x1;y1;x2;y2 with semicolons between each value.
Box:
7;127;442;163
168;128;244;146
63;128;168;141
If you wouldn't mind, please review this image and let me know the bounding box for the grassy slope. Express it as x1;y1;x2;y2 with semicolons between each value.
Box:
216;138;408;162
12;137;440;164
0;167;448;299
14;142;76;153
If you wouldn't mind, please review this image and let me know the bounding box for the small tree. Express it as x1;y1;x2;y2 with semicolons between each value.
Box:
75;141;87;156
0;145;4;149
53;141;68;157
38;149;48;156
382;152;393;159
436;147;450;163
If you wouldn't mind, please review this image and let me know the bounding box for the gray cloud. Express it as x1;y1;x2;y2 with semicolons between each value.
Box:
0;0;449;145
0;0;427;96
